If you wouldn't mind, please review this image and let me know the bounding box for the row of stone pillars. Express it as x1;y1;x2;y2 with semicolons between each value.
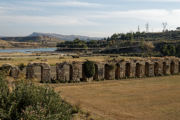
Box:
104;60;180;80
25;58;180;83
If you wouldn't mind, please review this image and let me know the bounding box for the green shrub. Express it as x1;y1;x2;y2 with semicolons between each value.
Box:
0;76;74;120
83;61;95;78
161;44;176;56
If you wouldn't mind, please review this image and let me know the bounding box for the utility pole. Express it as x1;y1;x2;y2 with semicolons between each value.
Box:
138;25;140;32
162;22;167;32
146;23;149;33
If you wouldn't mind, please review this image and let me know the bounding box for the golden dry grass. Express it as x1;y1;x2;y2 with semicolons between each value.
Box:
52;75;180;120
0;52;101;65
0;52;138;66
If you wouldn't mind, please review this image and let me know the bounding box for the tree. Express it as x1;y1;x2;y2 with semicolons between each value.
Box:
73;38;80;43
161;44;176;56
83;61;95;78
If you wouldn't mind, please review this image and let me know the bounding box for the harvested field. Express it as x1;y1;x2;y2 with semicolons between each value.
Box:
53;75;180;120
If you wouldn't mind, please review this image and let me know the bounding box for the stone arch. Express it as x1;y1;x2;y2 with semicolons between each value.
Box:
26;63;51;83
154;62;159;76
135;63;141;77
163;62;167;75
0;64;20;78
0;64;13;74
82;63;86;81
179;61;180;73
93;64;98;80
170;61;175;74
125;63;131;77
145;62;150;77
105;64;110;80
115;63;120;80
69;64;73;81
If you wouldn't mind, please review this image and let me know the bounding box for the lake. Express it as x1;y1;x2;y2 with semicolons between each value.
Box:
0;48;57;53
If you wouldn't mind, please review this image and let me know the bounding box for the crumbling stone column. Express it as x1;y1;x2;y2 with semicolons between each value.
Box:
70;62;82;82
93;62;104;81
140;62;145;77
157;62;163;76
56;63;70;83
41;67;51;83
162;61;170;75
174;59;179;74
26;63;51;83
148;62;155;77
26;64;34;79
134;61;145;78
104;63;115;80
119;61;125;78
130;61;136;78
0;64;20;78
10;66;20;79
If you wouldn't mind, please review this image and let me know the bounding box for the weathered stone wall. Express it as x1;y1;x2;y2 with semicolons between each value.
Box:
56;62;70;83
26;63;51;83
1;57;180;83
70;62;82;82
0;64;20;78
104;63;116;80
94;62;104;80
50;65;56;81
9;66;20;79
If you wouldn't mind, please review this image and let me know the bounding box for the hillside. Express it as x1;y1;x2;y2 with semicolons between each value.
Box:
29;32;102;41
0;39;12;48
56;30;180;57
1;36;62;42
0;32;102;48
0;35;64;48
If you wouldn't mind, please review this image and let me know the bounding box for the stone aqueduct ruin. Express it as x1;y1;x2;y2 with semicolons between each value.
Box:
2;57;180;83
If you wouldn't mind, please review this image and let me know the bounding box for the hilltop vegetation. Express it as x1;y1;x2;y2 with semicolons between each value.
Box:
57;30;180;57
0;32;102;48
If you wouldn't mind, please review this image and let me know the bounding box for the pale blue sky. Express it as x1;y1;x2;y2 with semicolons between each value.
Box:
0;0;180;37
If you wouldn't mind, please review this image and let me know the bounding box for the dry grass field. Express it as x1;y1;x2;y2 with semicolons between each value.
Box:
0;52;139;66
0;52;106;66
52;75;180;120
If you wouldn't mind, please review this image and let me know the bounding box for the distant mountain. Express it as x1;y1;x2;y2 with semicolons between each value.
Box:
0;35;65;48
29;32;102;41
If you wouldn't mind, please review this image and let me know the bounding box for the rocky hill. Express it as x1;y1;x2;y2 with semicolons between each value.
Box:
0;39;12;48
0;35;64;48
29;32;102;41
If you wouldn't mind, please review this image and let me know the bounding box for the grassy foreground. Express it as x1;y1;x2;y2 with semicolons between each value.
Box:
0;75;76;120
52;75;180;120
